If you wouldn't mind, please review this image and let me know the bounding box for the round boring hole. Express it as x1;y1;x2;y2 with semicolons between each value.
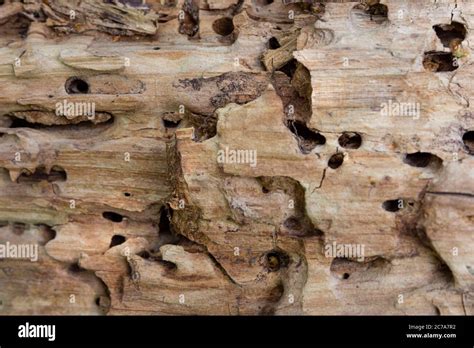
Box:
433;21;467;48
423;51;458;72
382;199;403;212
264;250;289;272
102;212;124;223
366;3;388;21
268;37;280;49
212;17;234;36
266;253;280;272
65;77;90;94
328;153;344;169
338;132;362;149
109;234;126;247
403;152;442;168
462;131;474;154
342;272;350;280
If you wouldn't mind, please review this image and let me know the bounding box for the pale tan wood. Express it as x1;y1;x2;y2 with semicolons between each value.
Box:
0;0;472;315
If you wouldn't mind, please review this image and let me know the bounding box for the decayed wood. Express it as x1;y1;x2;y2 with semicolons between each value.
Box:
0;0;473;315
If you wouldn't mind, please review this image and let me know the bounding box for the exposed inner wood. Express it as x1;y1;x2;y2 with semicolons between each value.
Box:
0;0;472;315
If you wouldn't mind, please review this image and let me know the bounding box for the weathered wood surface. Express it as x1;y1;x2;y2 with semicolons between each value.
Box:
0;0;472;315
